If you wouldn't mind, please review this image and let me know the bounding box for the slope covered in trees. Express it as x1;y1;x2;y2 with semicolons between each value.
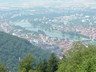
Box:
57;42;96;72
0;32;51;72
1;31;96;72
18;42;96;72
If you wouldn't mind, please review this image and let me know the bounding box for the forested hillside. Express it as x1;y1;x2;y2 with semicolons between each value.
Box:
17;42;96;72
57;42;96;72
0;32;51;72
1;31;96;72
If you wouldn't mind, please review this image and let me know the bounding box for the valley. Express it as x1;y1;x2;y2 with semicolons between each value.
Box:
0;7;96;58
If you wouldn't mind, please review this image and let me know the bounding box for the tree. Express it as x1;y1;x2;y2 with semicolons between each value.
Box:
57;43;96;72
42;59;48;72
37;59;48;72
18;54;35;72
36;58;43;72
47;53;58;72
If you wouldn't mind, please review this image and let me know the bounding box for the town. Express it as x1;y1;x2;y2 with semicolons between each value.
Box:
0;6;96;58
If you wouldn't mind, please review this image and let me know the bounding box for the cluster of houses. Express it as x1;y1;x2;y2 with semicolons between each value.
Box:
1;10;96;59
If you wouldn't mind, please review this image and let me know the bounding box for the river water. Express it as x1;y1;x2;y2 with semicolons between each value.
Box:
13;20;64;39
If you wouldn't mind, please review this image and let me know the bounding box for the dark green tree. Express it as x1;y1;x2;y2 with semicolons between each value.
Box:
47;53;58;72
42;59;48;72
37;58;43;72
37;59;48;72
18;54;35;72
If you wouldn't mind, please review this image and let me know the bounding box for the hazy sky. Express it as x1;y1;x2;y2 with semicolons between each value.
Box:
0;0;96;8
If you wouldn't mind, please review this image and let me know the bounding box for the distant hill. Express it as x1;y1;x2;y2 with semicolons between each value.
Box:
0;31;51;72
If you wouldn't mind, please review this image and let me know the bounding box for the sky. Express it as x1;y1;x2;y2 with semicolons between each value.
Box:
0;0;96;8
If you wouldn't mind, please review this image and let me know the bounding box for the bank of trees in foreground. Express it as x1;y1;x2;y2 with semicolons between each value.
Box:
2;42;96;72
18;53;58;72
1;53;58;72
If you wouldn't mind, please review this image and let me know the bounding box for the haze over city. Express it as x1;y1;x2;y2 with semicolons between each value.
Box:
0;0;96;72
0;0;96;9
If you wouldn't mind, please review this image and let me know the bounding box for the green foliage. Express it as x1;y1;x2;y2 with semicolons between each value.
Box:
47;53;58;72
18;54;35;72
0;64;8;72
0;32;51;72
29;70;37;72
57;42;96;72
37;59;44;72
18;53;58;72
42;59;48;72
71;41;86;52
37;59;48;72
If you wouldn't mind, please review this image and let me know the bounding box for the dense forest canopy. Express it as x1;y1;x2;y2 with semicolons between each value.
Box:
17;42;96;72
57;42;96;72
0;31;51;72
